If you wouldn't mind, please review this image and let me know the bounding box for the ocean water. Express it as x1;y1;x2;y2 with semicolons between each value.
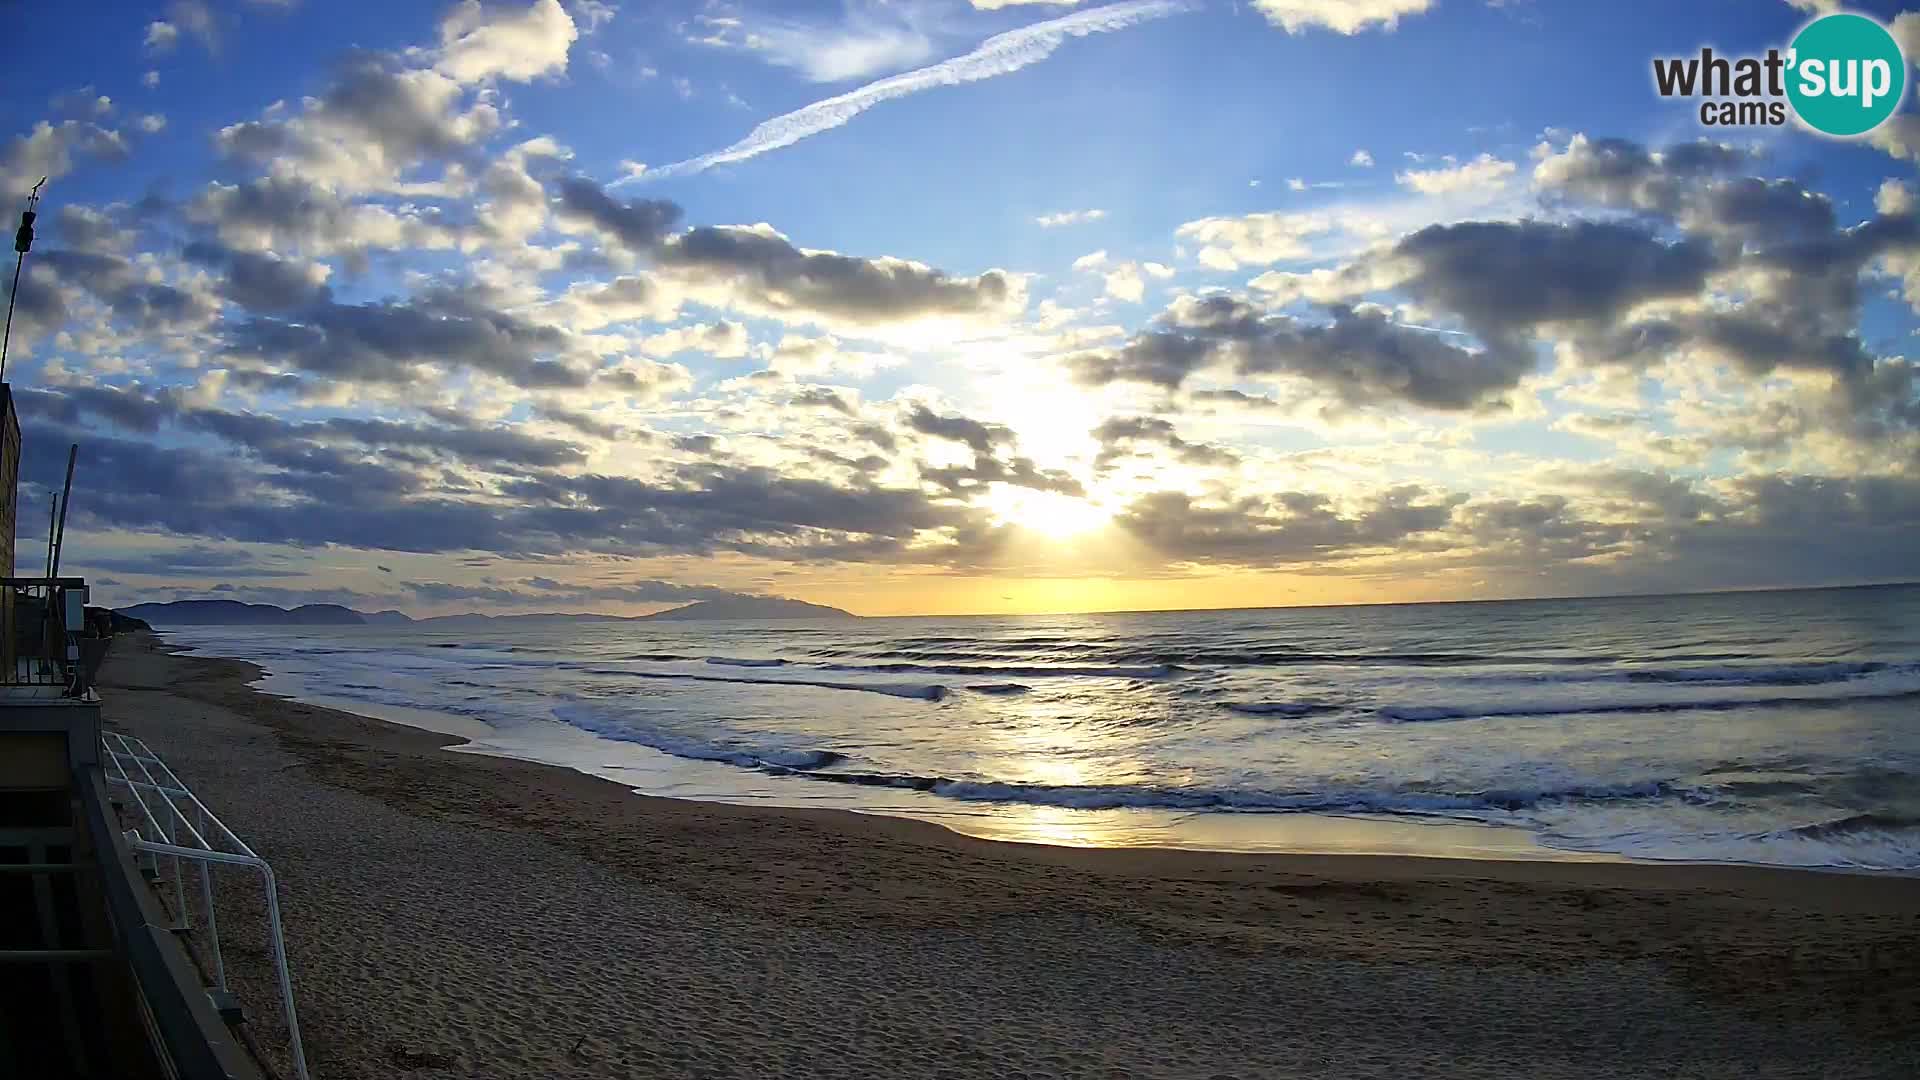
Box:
164;585;1920;871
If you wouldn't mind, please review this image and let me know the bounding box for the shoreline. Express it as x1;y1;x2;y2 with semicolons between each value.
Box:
99;632;1920;1078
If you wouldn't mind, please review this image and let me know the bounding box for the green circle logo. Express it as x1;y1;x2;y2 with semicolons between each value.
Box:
1788;13;1907;137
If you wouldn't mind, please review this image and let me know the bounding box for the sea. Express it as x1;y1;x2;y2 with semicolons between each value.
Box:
162;584;1920;871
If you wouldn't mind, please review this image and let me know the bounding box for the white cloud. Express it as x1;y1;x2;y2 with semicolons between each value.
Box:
971;0;1083;7
1350;148;1374;167
1072;249;1109;271
434;0;578;84
1176;210;1346;269
642;320;751;359
635;0;1194;182
145;21;179;51
1395;153;1516;195
700;8;939;83
1251;0;1433;34
1104;263;1145;302
1036;208;1107;227
136;114;167;134
143;70;161;89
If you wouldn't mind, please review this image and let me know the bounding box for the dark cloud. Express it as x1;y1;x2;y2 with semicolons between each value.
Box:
1533;135;1750;217
74;544;306;580
553;176;683;251
1391;220;1717;339
1073;297;1530;411
223;289;591;389
657;220;1018;325
904;405;1013;454
1091;416;1238;470
790;387;855;415
183;241;332;312
1115;486;1462;566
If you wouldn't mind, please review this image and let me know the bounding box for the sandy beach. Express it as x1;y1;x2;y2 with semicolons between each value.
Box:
99;633;1920;1079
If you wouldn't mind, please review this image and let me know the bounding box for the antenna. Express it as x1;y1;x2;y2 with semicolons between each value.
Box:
49;444;75;578
0;177;45;385
44;494;56;578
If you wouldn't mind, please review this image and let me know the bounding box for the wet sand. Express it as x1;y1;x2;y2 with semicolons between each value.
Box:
100;633;1920;1079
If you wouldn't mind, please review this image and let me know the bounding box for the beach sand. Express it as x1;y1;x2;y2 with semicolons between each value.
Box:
99;633;1920;1079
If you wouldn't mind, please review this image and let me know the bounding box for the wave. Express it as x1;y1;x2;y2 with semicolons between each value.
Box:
579;667;950;701
705;656;790;668
1378;686;1920;723
755;769;1684;814
1772;812;1920;841
966;683;1032;695
819;661;1186;679
1621;661;1902;686
553;704;847;770
1222;701;1335;717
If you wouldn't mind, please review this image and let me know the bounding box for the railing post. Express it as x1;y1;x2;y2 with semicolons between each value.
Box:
196;803;226;995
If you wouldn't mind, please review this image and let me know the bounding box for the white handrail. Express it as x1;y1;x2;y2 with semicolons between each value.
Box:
102;731;310;1080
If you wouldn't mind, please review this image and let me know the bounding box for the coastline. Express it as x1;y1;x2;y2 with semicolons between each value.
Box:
100;633;1920;1078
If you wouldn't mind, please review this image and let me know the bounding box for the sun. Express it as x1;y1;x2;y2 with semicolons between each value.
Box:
982;484;1113;538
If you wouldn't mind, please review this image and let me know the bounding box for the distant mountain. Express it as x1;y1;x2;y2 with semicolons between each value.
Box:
118;595;855;627
409;612;641;627
120;600;366;626
640;597;855;621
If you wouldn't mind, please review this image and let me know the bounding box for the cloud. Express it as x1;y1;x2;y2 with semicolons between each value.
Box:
1531;134;1749;216
1;120;130;191
186;177;464;257
145;21;179;52
432;0;579;84
553;176;683;251
1091;415;1238;470
1071;294;1535;411
1115;485;1459;566
1350;148;1374;167
1250;0;1433;34
656;222;1024;328
641;320;750;358
1395;153;1516;195
182;241;333;312
1175;209;1346;269
215;55;504;194
1036;208;1107;227
905;404;1015;453
1388;219;1718;341
632;0;1194;180
692;6;939;83
1104;263;1145;302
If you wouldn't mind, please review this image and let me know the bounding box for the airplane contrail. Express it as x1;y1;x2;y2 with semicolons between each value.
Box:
624;0;1197;183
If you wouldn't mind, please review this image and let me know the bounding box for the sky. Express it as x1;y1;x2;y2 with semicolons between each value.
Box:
1;0;1918;618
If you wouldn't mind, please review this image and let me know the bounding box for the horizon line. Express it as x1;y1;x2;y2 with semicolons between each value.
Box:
118;578;1920;623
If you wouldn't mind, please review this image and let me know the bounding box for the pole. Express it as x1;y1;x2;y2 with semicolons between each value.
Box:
44;496;55;578
1;178;46;385
50;444;75;578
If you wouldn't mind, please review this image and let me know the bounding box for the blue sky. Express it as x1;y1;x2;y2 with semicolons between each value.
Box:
3;0;1918;616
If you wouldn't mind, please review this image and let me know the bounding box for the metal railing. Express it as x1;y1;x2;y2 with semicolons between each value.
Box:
103;731;310;1080
1;575;100;696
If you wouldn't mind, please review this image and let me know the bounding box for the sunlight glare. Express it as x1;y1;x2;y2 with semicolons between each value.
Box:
983;484;1113;537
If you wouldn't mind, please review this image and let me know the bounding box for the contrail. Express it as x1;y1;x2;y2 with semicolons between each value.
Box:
626;0;1195;183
